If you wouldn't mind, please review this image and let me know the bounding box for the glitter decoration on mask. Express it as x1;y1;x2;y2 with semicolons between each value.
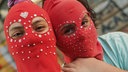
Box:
44;0;103;63
4;1;60;72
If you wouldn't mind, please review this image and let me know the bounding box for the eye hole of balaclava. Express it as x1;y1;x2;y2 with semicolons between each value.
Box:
32;17;49;34
9;22;25;39
58;13;91;36
59;23;76;35
9;17;49;39
81;14;91;28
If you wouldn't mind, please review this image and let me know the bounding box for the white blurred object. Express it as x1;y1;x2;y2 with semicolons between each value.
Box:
31;0;42;7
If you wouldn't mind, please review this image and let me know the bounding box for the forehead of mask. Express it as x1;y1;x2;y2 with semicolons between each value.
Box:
4;1;51;33
49;0;88;30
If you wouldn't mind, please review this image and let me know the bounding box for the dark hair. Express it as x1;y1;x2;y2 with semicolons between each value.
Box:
78;0;96;27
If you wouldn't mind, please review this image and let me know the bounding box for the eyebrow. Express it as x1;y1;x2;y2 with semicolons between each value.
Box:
32;20;44;25
10;26;24;32
60;23;75;32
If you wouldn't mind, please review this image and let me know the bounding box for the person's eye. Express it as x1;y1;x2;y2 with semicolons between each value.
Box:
81;20;88;27
32;17;49;34
61;24;76;35
11;31;24;39
64;28;74;35
35;25;46;32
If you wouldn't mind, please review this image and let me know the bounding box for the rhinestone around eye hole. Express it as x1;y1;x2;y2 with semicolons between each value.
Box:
28;51;31;53
40;49;43;52
50;29;52;31
28;44;30;47
44;34;47;36
27;57;30;59
41;41;43;44
19;39;22;43
35;34;38;36
66;21;69;23
12;52;14;55
11;46;13;48
49;39;51;41
73;21;75;23
31;16;33;18
22;58;25;61
14;40;16;42
28;20;31;23
25;27;28;29
21;51;24;54
47;32;50;35
26;33;28;35
45;53;48;55
36;55;40;58
33;43;36;46
14;20;16;22
52;38;54;40
53;52;56;55
34;14;37;17
46;46;49;48
6;26;8;28
10;39;13;42
21;45;24;47
38;35;42;38
48;21;50;24
80;26;83;28
79;18;82;20
16;52;18;54
10;22;12;25
24;22;26;25
29;25;31;28
18;19;22;22
41;14;43;16
15;45;17;47
32;31;34;33
23;37;25;40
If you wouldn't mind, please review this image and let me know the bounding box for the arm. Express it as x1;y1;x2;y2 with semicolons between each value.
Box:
62;58;128;72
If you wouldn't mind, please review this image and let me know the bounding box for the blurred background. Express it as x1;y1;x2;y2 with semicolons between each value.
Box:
0;0;128;72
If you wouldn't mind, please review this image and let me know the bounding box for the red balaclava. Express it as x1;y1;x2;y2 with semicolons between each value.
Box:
4;1;60;72
44;0;103;63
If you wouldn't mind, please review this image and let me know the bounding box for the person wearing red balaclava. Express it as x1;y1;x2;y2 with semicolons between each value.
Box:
43;0;103;63
4;1;60;72
43;0;128;72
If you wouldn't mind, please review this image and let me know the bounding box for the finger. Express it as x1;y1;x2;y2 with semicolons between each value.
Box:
64;63;76;68
62;67;75;72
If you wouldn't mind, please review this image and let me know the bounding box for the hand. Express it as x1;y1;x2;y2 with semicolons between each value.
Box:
62;58;126;72
62;58;100;72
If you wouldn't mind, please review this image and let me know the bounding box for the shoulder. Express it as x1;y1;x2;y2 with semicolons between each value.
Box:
98;32;128;49
98;32;128;70
98;32;128;40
